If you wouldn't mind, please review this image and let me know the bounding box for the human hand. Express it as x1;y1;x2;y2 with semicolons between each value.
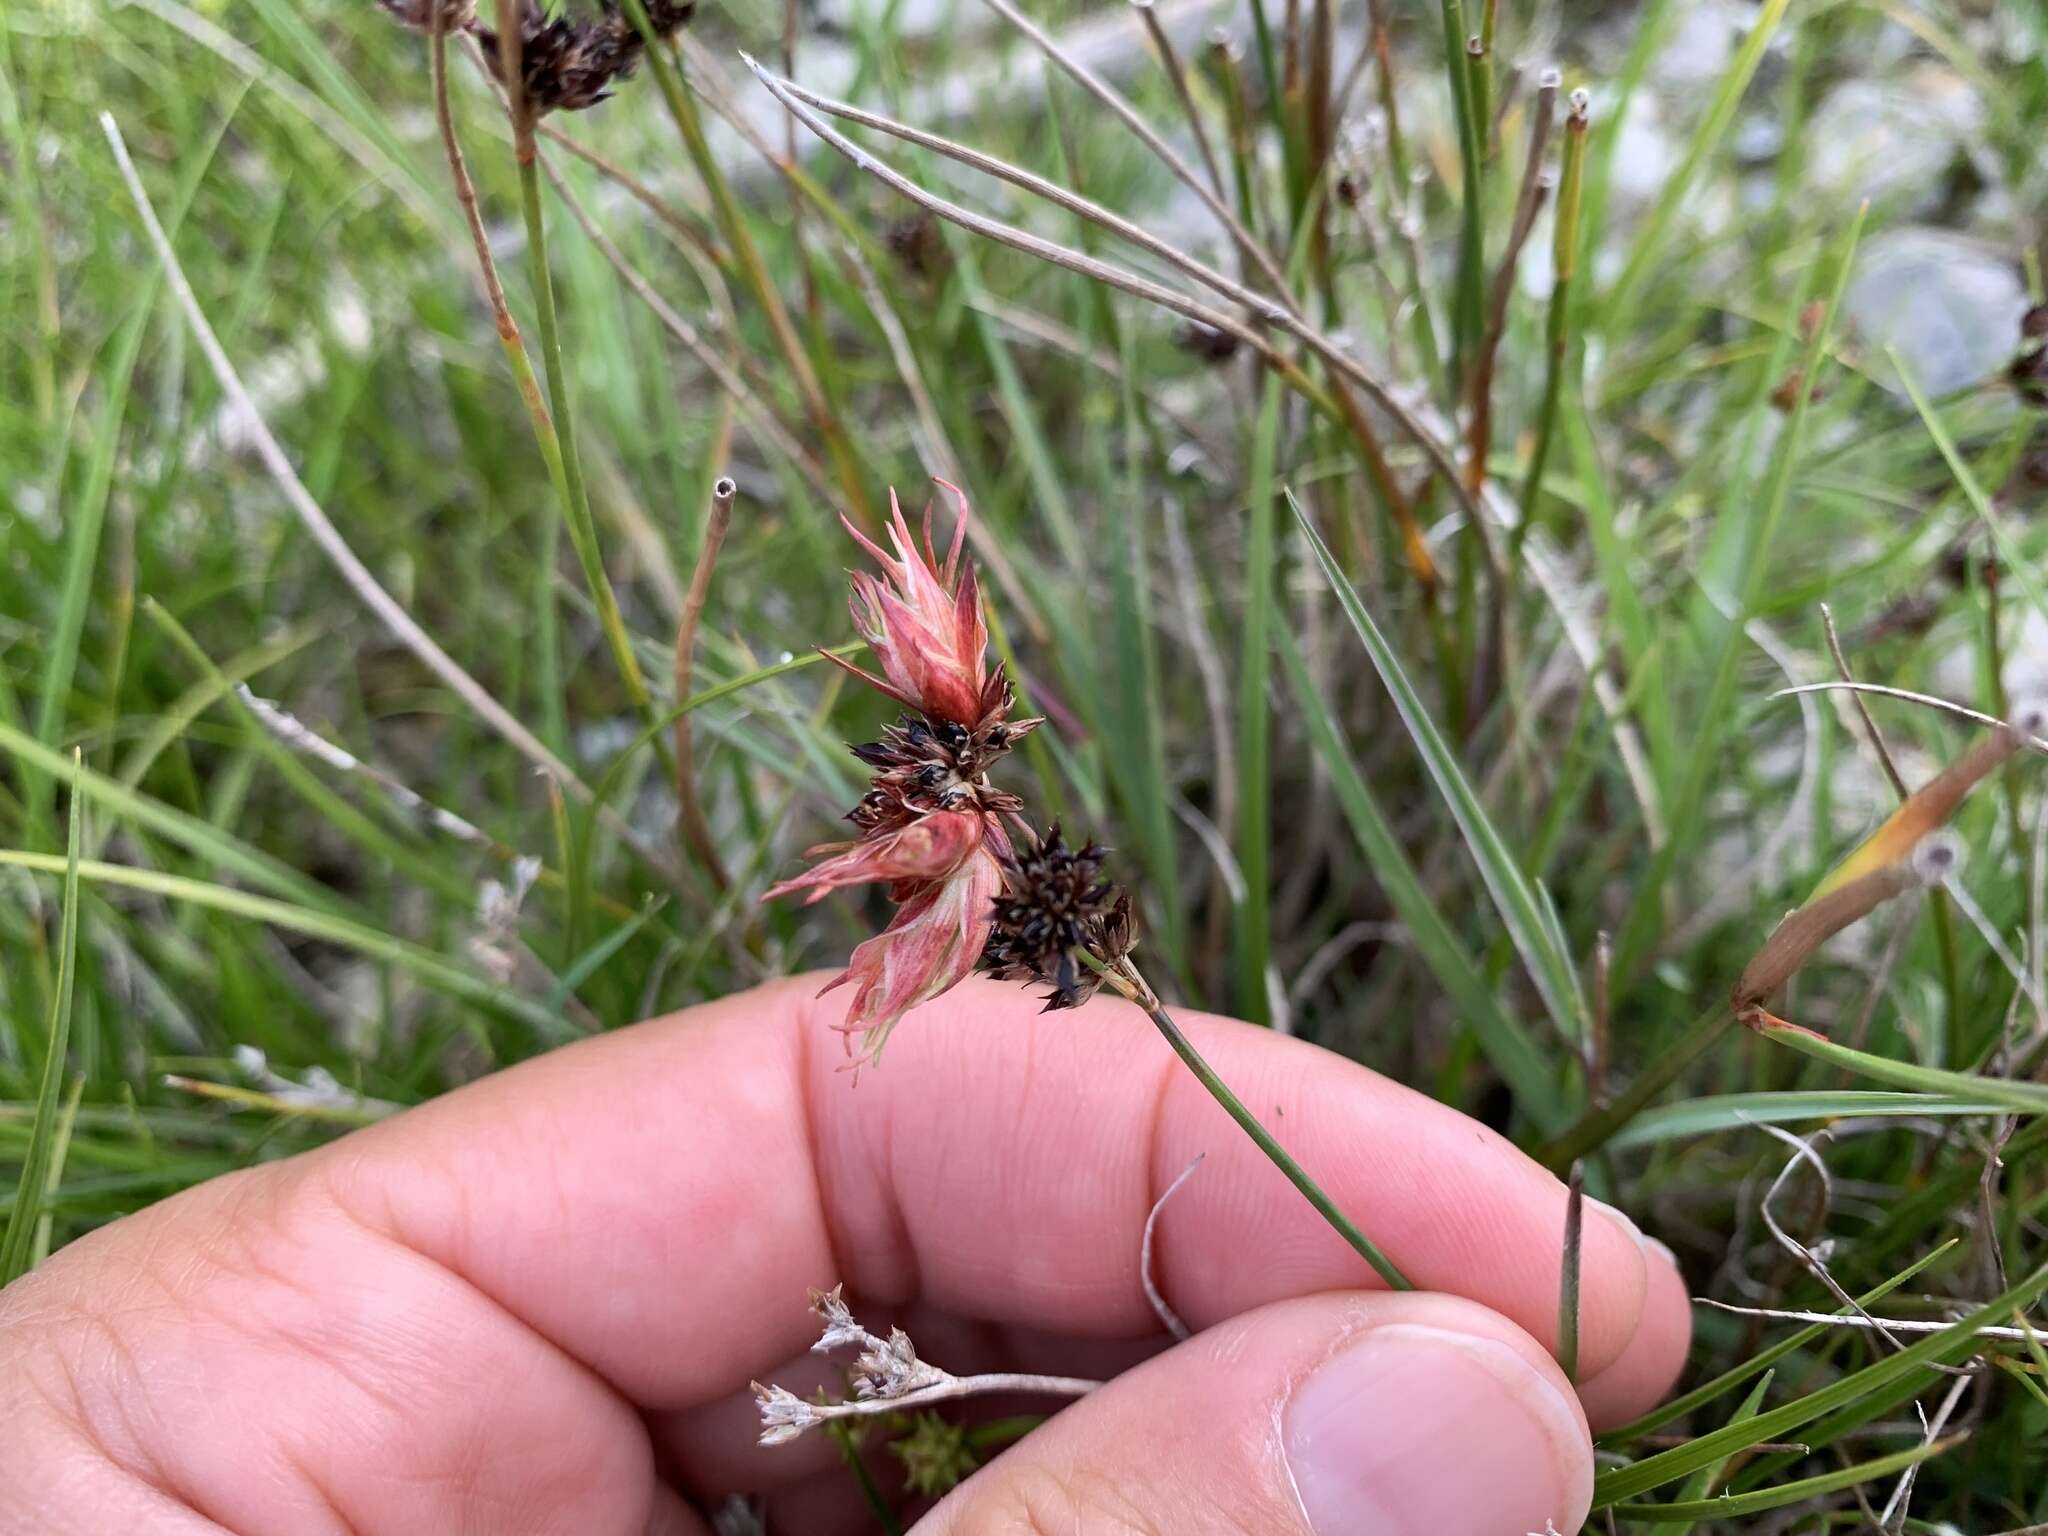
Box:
0;976;1688;1535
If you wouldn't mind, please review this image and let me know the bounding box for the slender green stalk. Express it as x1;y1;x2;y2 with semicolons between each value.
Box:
621;0;874;529
1612;206;1868;981
495;58;655;730
1439;0;1486;377
1514;92;1588;563
1232;379;1282;1025
1539;1004;1731;1172
1466;35;1492;163
1091;956;1412;1291
0;751;81;1284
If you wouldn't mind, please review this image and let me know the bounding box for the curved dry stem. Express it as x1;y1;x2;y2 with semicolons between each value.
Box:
1769;683;2048;754
1141;1151;1204;1341
1129;0;1227;206
978;0;1291;301
743;56;1479;530
101;112;685;889
536;151;836;502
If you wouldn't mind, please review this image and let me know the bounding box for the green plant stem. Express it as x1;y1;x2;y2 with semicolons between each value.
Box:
506;116;657;726
1513;96;1587;564
1539;1003;1730;1172
623;1;874;529
1439;0;1486;379
1090;955;1412;1291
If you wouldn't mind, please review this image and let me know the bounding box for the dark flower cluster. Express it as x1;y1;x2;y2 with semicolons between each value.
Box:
473;0;694;113
762;484;1139;1065
377;0;695;114
846;709;1030;836
982;824;1134;1011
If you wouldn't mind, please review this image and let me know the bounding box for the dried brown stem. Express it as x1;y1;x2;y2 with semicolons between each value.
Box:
979;0;1290;300
103;113;686;888
1821;603;1910;799
1464;73;1557;496
1735;861;1929;1007
745;59;1473;557
1130;0;1227;206
974;0;1431;586
1364;0;1410;182
431;12;521;347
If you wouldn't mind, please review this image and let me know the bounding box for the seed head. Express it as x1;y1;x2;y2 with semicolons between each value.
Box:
846;710;1036;836
982;823;1134;1010
473;0;695;115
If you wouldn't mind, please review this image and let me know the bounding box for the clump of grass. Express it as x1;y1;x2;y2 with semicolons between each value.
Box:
5;0;2048;1526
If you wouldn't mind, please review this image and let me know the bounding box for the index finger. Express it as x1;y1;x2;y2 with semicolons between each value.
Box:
327;974;1687;1415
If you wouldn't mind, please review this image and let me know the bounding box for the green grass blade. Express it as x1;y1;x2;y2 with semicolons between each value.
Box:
1893;350;2048;627
1296;492;1588;1044
0;717;356;919
1601;1241;1959;1444
1592;1256;2048;1504
547;899;666;1011
1597;0;1792;335
1761;1025;2048;1116
1279;630;1566;1131
0;850;574;1044
29;1075;87;1268
1611;1089;2015;1149
1106;389;1185;976
1612;205;1866;980
1661;1371;1773;1536
1232;379;1283;1024
1613;1436;1959;1523
0;752;83;1284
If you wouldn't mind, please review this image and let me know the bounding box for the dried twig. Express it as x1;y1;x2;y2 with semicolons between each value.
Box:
1129;0;1226;206
236;686;488;847
1822;603;1910;798
1464;70;1558;495
1769;683;2048;753
1880;1370;1972;1531
1696;1298;2048;1344
742;57;1479;543
978;0;1290;299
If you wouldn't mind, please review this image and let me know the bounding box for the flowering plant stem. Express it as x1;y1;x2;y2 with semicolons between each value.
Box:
483;0;664;769
1084;954;1413;1292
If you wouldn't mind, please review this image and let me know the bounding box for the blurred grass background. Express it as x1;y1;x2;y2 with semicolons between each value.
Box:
4;0;2048;1526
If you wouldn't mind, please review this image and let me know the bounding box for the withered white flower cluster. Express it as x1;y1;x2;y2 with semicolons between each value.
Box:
751;1286;943;1446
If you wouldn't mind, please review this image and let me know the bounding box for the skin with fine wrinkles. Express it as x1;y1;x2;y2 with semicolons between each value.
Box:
0;977;1688;1535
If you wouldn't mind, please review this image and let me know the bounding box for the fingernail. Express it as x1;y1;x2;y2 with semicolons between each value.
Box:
1589;1196;1678;1271
1284;1324;1587;1536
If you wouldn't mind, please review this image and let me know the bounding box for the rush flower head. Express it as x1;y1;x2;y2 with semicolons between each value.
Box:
827;481;1000;728
982;823;1134;1011
470;0;695;114
767;483;1048;1067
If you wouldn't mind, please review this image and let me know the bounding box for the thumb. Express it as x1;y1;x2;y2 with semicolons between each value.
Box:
915;1291;1593;1536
